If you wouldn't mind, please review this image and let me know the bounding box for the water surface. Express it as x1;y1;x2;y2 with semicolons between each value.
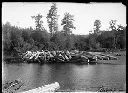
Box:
2;62;126;92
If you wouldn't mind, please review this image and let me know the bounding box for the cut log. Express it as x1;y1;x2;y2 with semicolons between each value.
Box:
20;82;60;93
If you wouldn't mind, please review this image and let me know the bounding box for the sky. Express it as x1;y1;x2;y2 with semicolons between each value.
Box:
2;2;126;35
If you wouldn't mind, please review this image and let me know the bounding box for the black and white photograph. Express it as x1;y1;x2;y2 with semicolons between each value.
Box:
2;2;126;93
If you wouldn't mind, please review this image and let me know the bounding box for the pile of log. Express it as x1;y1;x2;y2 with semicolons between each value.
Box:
20;50;118;64
20;50;72;63
89;52;118;61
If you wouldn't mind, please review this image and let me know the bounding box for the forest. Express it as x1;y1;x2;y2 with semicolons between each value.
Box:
2;3;126;57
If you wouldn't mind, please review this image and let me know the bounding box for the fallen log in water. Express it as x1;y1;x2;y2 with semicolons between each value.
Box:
20;82;60;93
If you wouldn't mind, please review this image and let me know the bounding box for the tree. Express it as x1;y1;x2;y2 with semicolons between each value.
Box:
116;25;126;49
109;20;117;31
94;20;101;34
47;3;59;37
89;20;101;50
2;22;12;55
109;20;117;49
2;23;25;56
89;33;100;50
61;12;76;50
31;13;44;31
61;12;75;35
74;35;90;51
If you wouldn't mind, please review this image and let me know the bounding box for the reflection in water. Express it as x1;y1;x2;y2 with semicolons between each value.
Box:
2;63;126;92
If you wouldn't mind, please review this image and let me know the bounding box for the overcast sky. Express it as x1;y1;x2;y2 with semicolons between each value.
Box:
2;2;126;35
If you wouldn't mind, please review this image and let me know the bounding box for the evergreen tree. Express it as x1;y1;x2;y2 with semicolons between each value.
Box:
47;3;59;37
61;12;76;50
31;13;44;31
109;20;117;49
109;20;117;30
61;12;75;35
94;20;101;34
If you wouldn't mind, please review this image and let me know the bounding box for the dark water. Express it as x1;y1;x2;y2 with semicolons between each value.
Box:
2;62;126;92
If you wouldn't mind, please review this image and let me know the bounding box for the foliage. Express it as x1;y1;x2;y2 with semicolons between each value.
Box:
95;25;126;49
74;35;90;51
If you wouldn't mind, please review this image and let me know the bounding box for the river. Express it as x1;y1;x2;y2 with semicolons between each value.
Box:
2;61;126;92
